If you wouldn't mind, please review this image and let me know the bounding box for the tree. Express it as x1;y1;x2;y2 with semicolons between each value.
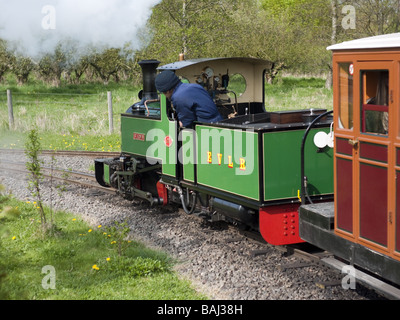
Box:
37;45;67;86
64;55;90;84
145;0;334;78
10;55;35;85
0;39;11;82
89;48;127;84
59;41;90;84
261;0;332;76
142;0;242;62
352;0;400;36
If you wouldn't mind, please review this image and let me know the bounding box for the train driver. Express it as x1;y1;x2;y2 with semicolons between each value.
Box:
155;70;223;128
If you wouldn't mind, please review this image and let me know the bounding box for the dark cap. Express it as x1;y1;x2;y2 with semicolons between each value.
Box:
155;71;181;93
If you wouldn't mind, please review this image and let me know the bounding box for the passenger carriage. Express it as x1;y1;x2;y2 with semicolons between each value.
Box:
299;33;400;290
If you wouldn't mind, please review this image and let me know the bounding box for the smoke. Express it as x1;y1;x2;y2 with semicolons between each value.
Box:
0;0;161;58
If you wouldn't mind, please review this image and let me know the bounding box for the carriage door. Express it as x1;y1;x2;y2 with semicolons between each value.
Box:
335;60;395;255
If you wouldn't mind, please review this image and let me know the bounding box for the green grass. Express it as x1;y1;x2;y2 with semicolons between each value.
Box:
0;74;139;151
0;194;206;300
265;77;333;111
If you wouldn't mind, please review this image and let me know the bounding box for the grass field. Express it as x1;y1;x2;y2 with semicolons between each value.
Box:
0;75;140;151
265;77;333;112
0;193;206;300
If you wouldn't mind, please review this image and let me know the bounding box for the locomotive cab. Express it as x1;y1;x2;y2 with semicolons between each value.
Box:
158;57;272;120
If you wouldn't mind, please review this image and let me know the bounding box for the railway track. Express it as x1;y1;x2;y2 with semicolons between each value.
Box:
0;148;121;158
0;159;116;195
0;149;119;194
0;149;121;158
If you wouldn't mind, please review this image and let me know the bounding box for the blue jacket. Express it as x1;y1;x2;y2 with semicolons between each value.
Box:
171;82;223;127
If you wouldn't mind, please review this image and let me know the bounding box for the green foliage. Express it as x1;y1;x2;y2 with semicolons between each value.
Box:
104;220;131;257
9;55;35;85
1;0;400;85
37;46;67;87
142;0;256;62
90;48;128;84
0;39;11;82
103;256;168;278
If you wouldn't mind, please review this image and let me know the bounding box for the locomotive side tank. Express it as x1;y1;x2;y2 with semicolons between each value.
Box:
95;57;334;246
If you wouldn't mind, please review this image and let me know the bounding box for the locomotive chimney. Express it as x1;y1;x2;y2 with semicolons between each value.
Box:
138;59;160;101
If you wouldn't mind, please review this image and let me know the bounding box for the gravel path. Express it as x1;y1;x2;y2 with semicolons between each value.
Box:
0;153;385;300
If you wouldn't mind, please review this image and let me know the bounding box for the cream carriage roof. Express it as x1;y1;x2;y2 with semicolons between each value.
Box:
327;32;400;51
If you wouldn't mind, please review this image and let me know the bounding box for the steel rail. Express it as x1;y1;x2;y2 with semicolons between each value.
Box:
0;162;115;195
0;149;121;158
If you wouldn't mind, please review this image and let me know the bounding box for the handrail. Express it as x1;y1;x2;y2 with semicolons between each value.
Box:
300;110;333;204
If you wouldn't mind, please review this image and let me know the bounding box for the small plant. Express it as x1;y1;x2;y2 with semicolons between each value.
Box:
0;184;7;205
48;155;69;225
105;220;131;257
24;129;46;227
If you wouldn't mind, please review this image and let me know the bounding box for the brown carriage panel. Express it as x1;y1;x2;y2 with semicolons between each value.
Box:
397;148;400;166
336;137;353;156
360;163;388;247
336;157;353;233
360;142;388;163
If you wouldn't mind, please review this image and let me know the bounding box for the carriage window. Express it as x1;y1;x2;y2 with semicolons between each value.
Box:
338;63;353;129
361;70;388;135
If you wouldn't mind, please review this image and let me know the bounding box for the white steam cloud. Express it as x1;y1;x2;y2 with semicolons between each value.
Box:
0;0;161;58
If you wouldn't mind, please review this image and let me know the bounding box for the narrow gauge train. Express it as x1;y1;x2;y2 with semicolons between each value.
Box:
95;57;334;246
95;32;400;296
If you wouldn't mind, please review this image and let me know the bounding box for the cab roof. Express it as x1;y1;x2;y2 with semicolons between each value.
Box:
158;57;272;71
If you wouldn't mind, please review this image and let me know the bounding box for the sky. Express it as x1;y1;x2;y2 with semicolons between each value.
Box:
0;0;161;58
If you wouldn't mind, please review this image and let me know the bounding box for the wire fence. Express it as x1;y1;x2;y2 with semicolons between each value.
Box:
2;89;120;134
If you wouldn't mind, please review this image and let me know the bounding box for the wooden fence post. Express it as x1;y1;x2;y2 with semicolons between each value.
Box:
7;89;14;130
107;91;113;134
